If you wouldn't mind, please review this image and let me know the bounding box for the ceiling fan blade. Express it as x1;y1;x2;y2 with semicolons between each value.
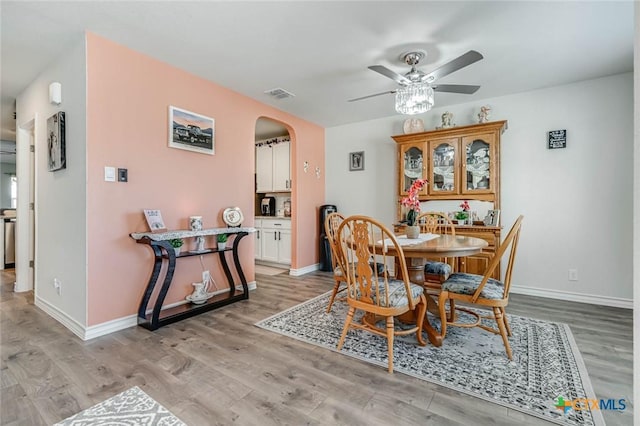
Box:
422;50;483;82
432;84;480;94
348;90;396;102
368;65;412;85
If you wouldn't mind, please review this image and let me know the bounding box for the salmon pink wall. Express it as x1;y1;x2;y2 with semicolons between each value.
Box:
86;33;324;326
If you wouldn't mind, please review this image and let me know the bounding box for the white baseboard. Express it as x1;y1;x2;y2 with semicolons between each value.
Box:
510;285;632;309
34;296;87;340
289;263;320;276
40;282;257;341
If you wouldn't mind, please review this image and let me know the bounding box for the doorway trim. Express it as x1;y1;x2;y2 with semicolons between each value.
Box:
14;114;37;293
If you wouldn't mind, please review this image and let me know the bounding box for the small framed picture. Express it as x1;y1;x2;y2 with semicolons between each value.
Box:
169;106;215;155
143;209;167;233
47;111;66;172
483;209;500;227
349;151;364;171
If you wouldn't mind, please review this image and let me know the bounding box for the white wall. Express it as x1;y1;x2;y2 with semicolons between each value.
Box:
0;162;16;208
326;72;633;306
16;36;87;326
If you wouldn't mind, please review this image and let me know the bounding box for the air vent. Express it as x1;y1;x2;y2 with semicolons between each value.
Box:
264;88;296;100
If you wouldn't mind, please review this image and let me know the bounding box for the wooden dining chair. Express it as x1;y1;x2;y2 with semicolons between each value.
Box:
335;215;427;373
437;215;524;360
417;211;456;290
324;212;347;313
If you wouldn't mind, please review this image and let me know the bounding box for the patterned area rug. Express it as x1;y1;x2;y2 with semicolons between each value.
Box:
54;386;185;425
255;292;605;426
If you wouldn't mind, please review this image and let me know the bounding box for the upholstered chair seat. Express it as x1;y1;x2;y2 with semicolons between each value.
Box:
369;279;424;308
424;261;452;279
442;273;504;300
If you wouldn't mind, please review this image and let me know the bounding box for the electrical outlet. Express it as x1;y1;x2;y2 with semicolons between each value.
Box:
568;269;578;281
53;278;61;295
202;270;210;285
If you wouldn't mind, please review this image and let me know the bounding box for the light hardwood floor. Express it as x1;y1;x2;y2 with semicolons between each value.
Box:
0;269;633;425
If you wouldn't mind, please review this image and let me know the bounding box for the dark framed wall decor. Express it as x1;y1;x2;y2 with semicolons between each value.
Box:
349;151;364;171
47;111;66;172
548;129;567;149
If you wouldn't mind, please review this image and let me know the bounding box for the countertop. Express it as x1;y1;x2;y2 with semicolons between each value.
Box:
255;216;291;220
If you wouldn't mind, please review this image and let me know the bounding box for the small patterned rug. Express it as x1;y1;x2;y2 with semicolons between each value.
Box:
255;292;605;426
54;386;186;425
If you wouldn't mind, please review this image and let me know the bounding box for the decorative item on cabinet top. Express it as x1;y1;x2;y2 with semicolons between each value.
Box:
403;118;424;134
255;135;290;147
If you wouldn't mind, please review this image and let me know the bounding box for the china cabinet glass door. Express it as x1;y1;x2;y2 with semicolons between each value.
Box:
462;134;495;194
428;139;459;195
400;143;427;196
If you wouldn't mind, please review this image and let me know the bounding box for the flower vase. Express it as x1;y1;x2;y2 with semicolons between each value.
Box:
406;225;420;239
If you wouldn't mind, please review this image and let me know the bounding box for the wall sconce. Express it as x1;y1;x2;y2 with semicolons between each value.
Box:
49;82;62;105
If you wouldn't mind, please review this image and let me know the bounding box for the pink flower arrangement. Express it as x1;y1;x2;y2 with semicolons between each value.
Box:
401;179;427;226
460;200;470;212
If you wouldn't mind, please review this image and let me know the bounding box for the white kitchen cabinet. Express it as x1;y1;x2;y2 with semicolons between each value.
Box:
254;219;262;259
272;142;290;191
258;218;291;265
255;141;290;193
256;145;273;193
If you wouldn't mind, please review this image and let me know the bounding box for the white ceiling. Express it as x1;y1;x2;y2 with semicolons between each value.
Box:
0;1;634;142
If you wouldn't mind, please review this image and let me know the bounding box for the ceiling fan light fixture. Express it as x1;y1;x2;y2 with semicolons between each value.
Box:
395;83;434;115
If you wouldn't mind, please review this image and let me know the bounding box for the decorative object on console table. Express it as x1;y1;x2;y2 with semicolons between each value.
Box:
168;238;183;256
186;282;210;304
47;111;66;172
143;209;167;233
189;215;205;252
401;178;427;239
217;233;228;250
168;106;215;155
222;207;244;227
189;216;203;231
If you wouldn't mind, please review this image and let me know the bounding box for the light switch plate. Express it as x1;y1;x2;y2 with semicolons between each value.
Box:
118;168;128;182
104;166;116;182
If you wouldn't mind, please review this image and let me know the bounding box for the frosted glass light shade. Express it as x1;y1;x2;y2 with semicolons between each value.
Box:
49;82;62;105
395;83;434;115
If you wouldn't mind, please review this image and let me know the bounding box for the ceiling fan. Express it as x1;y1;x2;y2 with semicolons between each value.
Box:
349;50;483;114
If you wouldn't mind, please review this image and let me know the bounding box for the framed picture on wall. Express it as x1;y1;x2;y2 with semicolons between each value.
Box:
349;151;364;171
168;106;215;155
47;111;66;172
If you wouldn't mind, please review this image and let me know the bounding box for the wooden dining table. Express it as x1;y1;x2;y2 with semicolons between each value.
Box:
383;233;489;347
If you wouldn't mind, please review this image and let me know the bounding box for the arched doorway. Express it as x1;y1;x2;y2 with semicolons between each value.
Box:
254;117;292;274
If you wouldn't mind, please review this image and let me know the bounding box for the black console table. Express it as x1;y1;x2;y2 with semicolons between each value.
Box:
130;227;255;330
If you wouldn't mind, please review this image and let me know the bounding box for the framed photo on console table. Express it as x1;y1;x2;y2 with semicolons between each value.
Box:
168;106;215;155
143;209;167;233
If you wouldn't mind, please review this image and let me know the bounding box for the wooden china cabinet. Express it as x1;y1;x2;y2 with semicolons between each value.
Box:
392;120;508;279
